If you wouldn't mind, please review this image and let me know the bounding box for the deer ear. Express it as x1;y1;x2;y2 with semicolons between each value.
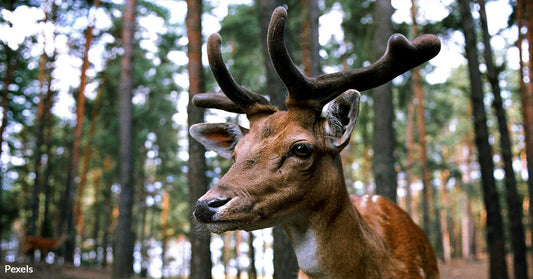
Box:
190;123;245;159
324;89;361;153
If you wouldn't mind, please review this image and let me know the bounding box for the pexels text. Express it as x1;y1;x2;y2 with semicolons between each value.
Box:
4;264;34;274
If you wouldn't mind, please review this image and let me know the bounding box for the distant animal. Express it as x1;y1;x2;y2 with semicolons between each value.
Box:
190;6;441;279
23;234;68;260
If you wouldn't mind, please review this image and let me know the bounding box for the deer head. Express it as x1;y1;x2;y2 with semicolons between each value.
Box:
190;7;440;234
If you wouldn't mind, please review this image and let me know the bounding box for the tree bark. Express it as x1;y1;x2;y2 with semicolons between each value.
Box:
60;3;97;262
372;0;397;202
301;0;321;77
186;1;212;278
112;0;136;276
160;190;169;278
523;0;533;254
410;0;434;240
478;0;528;277
459;1;508;278
248;232;257;279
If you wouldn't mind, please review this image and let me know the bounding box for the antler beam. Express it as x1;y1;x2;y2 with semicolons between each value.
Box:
267;7;441;108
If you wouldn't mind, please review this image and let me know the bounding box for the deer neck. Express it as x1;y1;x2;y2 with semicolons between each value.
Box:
283;159;395;278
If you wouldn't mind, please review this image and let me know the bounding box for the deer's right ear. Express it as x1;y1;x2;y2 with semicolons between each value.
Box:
189;123;245;159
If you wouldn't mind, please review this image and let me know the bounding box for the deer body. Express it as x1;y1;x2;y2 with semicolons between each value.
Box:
23;234;67;257
190;7;440;279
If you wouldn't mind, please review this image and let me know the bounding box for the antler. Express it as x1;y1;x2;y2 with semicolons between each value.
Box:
267;7;441;108
192;34;275;115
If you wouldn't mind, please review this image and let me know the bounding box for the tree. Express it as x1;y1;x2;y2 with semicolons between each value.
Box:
301;0;321;76
113;0;137;276
478;0;527;278
372;0;397;202
458;0;508;278
186;0;212;278
59;0;98;262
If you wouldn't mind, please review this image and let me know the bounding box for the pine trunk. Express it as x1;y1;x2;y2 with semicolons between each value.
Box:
459;0;508;277
405;94;415;217
186;1;212;278
60;5;97;262
248;232;257;279
372;0;397;202
112;0;136;276
523;0;533;254
479;0;528;277
161;190;169;278
301;0;321;76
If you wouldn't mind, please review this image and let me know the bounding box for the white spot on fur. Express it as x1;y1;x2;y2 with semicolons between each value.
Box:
372;195;380;203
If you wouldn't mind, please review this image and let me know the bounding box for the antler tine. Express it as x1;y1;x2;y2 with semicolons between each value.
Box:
267;6;441;108
192;93;245;113
267;7;314;100
207;33;273;112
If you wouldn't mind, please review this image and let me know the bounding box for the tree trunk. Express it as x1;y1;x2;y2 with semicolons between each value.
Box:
410;0;434;242
112;0;136;276
478;0;528;277
372;0;397;202
523;0;533;254
41;50;57;239
257;1;299;278
248;232;257;279
60;5;97;262
186;1;212;278
75;58;103;248
440;168;451;262
458;1;508;278
30;51;48;238
405;94;415;217
91;170;102;264
301;0;321;76
161;190;169;278
258;0;286;110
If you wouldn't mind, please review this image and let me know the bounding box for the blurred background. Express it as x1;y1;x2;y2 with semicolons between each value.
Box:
0;0;531;278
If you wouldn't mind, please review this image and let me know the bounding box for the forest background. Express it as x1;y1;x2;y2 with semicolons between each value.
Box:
1;0;533;278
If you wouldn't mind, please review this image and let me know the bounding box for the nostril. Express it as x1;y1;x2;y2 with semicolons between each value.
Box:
207;198;231;208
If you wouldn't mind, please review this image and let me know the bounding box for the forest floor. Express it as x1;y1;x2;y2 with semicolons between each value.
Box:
1;258;495;279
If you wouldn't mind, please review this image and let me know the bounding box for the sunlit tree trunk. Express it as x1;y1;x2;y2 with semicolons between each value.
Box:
301;0;321;77
161;190;169;278
91;170;102;264
186;1;212;278
440;167;451;262
75;63;103;247
223;233;232;278
459;0;508;277
478;0;528;277
410;0;433;240
372;0;397;202
113;0;137;276
60;1;98;262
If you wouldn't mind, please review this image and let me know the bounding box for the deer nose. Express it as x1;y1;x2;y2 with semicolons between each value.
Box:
194;198;231;223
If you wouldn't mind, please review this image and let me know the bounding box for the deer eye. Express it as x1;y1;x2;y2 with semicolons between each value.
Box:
291;143;313;158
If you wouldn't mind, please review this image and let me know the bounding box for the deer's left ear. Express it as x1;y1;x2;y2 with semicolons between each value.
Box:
190;123;245;159
324;89;361;153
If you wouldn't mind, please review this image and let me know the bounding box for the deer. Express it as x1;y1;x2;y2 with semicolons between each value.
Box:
190;7;440;279
22;234;68;261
